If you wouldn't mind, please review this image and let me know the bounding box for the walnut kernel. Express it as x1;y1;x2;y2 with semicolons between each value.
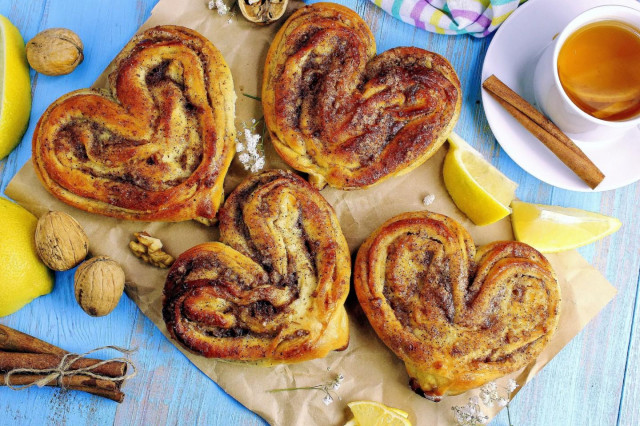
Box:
129;232;174;268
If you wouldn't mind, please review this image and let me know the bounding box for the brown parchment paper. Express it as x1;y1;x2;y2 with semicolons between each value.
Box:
6;1;617;425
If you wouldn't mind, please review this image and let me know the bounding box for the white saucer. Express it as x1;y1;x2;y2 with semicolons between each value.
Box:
481;0;640;192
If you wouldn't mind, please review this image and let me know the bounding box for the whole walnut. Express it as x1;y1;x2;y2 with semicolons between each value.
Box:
26;28;84;76
35;211;89;271
74;256;125;317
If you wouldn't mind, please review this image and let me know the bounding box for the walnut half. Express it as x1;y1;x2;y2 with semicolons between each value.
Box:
239;0;288;25
129;232;175;268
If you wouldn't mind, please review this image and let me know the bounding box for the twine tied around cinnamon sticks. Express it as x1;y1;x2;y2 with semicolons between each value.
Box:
1;324;136;402
4;346;137;391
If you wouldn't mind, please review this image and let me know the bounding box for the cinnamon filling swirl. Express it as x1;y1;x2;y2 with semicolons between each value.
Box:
354;211;561;399
263;3;461;189
32;25;235;222
163;170;351;363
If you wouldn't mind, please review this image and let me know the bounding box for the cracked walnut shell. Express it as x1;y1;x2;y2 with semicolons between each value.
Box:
239;0;288;25
74;256;125;317
35;211;89;271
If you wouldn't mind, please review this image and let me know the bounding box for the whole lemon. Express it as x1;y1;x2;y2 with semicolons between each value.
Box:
0;15;32;160
0;197;53;317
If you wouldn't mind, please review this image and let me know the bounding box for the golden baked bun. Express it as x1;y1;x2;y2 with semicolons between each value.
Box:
354;211;561;400
32;25;235;222
163;170;351;363
262;3;461;190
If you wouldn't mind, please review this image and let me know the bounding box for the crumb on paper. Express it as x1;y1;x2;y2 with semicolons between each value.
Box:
236;120;266;173
423;193;436;206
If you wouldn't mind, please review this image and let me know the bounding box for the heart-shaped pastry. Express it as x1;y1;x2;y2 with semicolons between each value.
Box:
163;170;351;363
262;3;461;190
32;26;235;222
354;211;561;400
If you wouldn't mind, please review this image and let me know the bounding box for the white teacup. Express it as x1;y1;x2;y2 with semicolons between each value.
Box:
533;5;640;143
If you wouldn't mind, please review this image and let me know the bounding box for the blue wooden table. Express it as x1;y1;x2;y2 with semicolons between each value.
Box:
1;0;638;425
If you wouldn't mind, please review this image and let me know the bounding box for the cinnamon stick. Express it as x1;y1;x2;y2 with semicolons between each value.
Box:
482;74;605;189
1;374;124;403
0;325;131;402
0;352;127;378
0;324;66;356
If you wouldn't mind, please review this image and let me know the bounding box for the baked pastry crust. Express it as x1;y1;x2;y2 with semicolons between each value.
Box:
163;170;351;363
32;25;235;222
262;2;461;190
354;211;561;399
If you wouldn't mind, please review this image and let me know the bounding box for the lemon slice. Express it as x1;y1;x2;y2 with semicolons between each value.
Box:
346;401;411;426
443;132;518;226
511;200;621;253
0;15;32;160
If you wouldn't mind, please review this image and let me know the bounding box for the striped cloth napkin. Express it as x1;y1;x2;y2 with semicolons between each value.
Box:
370;0;524;37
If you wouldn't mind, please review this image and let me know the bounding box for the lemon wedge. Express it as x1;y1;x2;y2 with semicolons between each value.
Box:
0;197;53;317
443;132;518;226
0;15;32;160
511;200;621;253
346;401;411;426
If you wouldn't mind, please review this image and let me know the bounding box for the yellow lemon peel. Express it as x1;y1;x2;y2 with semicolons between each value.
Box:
0;197;53;317
511;200;621;253
443;132;517;226
0;15;32;159
346;400;411;426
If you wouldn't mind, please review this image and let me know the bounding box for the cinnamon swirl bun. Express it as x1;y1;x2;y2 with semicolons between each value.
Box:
354;211;560;399
32;25;235;222
163;170;351;363
262;3;461;190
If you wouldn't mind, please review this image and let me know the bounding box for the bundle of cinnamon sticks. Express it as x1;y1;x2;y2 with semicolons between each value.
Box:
0;324;130;402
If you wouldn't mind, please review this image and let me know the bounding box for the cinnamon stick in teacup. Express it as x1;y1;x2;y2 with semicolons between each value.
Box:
482;75;605;189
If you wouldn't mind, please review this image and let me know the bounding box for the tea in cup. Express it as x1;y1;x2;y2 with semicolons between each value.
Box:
533;5;640;142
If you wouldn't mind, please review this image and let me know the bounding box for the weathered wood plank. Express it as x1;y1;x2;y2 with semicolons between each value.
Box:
613;183;640;426
0;0;153;424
